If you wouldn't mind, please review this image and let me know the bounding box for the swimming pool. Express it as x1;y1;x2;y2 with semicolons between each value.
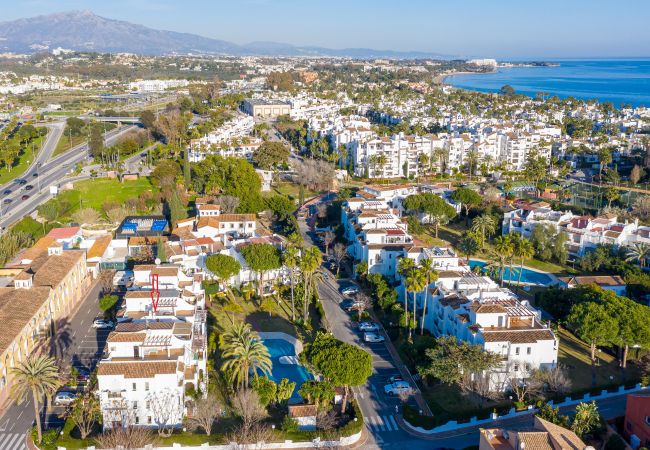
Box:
262;338;313;403
469;260;554;286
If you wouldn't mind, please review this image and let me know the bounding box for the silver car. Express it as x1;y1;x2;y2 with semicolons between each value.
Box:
363;332;385;343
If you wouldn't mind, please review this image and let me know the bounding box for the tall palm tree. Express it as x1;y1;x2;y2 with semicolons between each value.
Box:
222;324;272;389
284;246;299;321
514;238;535;287
299;246;322;321
397;258;415;334
405;268;426;341
433;147;448;175
625;243;650;268
492;236;513;287
11;355;61;444
470;214;497;249
418;259;439;336
466;149;479;180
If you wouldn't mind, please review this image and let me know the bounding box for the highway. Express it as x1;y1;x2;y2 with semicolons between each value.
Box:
0;125;138;229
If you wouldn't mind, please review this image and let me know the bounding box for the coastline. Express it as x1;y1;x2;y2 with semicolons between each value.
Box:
434;69;496;86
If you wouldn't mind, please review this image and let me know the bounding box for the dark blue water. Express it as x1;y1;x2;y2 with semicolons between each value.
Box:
262;338;313;403
446;60;650;107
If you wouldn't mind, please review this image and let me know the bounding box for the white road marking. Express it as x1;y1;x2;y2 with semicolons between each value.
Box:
387;415;398;431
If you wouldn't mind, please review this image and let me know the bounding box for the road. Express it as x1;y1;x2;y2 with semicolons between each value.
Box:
0;125;138;229
0;282;107;450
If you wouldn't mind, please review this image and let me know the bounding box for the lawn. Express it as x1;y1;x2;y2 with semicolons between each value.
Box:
557;327;642;392
53;123;117;157
0;134;45;185
267;181;319;201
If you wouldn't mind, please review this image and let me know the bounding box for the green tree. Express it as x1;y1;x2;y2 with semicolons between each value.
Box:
70;393;101;439
299;246;322;321
471;214;497;250
252;141;290;169
250;376;277;407
139;110;156;130
88;122;104;158
458;234;480;259
571;401;601;438
513;238;535;287
397;258;416;334
567;302;618;362
221;323;272;389
302;332;372;413
625;243;650;268
11;355;61;444
283;245;300;321
405;266;426;340
275;378;296;406
166;189;187;227
419;259;438;335
298;380;335;409
598;148;612;180
156;238;166;263
500;85;516;96
241;244;282;298
604;186;619;207
205;253;241;299
99;294;119;313
451;188;482;221
492;236;514;286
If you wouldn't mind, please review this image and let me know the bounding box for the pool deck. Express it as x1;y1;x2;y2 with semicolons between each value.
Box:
259;331;304;355
469;258;559;287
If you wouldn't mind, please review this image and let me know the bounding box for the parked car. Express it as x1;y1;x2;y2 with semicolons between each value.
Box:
3;189;10;195
92;319;114;329
359;322;380;332
341;286;359;296
363;332;385;343
384;380;412;396
3;199;11;204
387;375;404;384
21;195;29;201
25;184;33;191
75;367;91;383
53;391;78;406
340;298;356;311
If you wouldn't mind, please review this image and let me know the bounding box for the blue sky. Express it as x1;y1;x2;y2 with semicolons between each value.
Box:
2;0;650;58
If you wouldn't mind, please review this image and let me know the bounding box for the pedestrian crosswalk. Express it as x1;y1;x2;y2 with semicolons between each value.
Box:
0;433;27;450
366;415;399;432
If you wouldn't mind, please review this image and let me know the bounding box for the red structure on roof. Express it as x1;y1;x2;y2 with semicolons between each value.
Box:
150;273;160;313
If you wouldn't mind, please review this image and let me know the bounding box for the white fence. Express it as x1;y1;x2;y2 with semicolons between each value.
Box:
57;430;362;450
404;383;648;435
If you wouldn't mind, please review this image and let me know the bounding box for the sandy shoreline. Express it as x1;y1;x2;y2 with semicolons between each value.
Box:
433;69;496;85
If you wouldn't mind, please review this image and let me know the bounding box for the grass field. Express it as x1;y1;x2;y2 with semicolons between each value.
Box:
53;123;117;157
267;181;319;201
51;177;157;220
0;135;45;185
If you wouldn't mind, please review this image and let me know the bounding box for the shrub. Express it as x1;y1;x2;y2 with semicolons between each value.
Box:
281;416;299;433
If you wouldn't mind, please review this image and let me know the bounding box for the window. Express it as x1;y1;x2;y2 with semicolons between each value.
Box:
132;383;136;391
148;416;152;424
524;363;530;371
145;382;149;391
133;401;138;409
527;347;531;355
135;416;139;424
514;364;519;372
515;347;520;356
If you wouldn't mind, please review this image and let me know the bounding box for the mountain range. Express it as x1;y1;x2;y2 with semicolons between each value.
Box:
0;10;451;59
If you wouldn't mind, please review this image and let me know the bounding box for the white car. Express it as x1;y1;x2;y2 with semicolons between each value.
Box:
341;286;359;296
384;381;412;396
359;322;379;332
53;391;78;406
92;319;114;329
363;332;385;343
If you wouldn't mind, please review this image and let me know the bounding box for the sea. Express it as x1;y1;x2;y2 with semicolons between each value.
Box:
445;59;650;108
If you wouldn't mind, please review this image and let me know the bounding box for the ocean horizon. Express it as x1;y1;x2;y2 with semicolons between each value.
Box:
445;59;650;108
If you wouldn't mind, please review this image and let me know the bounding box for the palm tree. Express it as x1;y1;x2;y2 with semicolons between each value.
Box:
466;149;479;180
405;267;426;341
492;236;513;287
429;214;449;239
513;238;535;287
397;258;415;334
221;324;272;389
625;243;650;268
299;246;322;322
433;147;448;175
11;355;61;444
470;214;497;249
284;246;299;321
458;235;480;260
418;259;439;336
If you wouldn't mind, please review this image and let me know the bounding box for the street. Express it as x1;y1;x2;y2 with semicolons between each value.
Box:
0;282;106;450
0;125;138;229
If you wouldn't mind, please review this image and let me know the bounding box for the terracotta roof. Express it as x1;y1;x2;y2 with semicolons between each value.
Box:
32;250;85;289
535;417;585;450
197;214;256;228
19;236;55;262
107;332;146;343
0;286;52;355
473;303;507;314
97;361;178;378
129;236;168;246
47;227;80;240
482;329;555;344
289;404;318;418
115;321;175;332
87;235;112;260
558;275;625;287
516;431;553;450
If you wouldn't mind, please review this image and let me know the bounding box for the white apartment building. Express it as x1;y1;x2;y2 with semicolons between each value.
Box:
128;79;189;93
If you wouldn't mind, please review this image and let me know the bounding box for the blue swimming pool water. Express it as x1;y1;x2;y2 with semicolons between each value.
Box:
469;260;554;286
262;339;313;403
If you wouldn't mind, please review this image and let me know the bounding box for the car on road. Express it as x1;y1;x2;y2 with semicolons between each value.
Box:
25;184;33;191
341;286;359;296
53;391;79;406
340;298;361;312
32;172;38;177
3;198;11;205
359;322;380;332
21;194;29;201
384;380;412;396
3;189;10;195
17;179;27;185
363;332;385;343
92;319;114;329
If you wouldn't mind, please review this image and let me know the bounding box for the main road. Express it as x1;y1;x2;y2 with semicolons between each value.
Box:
0;125;138;230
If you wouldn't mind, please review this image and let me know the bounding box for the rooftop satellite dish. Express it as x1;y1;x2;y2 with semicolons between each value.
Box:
155;258;161;265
